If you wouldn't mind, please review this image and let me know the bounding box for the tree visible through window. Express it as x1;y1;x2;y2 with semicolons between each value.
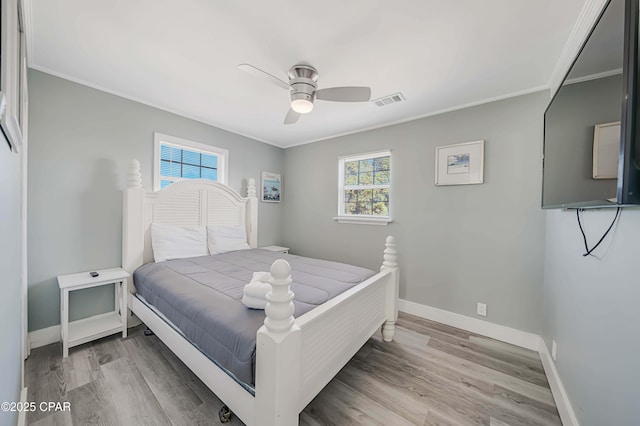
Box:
339;151;391;217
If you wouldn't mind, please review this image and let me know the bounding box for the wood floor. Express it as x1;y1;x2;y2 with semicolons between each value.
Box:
26;312;561;425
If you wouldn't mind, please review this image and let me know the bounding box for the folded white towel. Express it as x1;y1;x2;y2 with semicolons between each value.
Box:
243;280;271;299
242;271;272;309
252;271;271;282
242;295;268;310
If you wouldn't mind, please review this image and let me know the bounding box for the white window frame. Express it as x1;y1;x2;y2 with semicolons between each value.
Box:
335;150;392;225
153;132;229;191
1;0;26;153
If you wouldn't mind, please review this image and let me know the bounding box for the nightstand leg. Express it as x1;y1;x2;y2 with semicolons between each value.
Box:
114;282;119;312
121;280;128;338
61;290;69;358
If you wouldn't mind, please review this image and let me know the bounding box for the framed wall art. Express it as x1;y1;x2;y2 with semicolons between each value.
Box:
435;140;484;186
261;172;281;202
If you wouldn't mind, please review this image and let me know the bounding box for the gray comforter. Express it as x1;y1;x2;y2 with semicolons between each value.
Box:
133;249;375;386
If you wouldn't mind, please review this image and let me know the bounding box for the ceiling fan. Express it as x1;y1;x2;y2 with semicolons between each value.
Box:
238;63;372;124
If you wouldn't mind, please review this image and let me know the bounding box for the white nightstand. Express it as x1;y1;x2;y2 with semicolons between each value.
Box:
259;245;290;254
57;267;129;357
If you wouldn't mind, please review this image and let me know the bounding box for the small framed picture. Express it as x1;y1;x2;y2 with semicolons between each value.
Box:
435;140;484;186
261;172;281;202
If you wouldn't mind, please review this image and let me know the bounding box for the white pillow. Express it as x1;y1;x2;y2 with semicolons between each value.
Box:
151;223;208;262
208;225;251;255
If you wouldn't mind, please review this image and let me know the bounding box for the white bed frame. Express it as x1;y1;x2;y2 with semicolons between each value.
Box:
122;160;399;426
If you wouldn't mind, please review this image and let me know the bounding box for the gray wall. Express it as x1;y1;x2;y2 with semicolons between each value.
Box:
543;75;620;207
543;208;640;425
0;139;23;425
283;92;548;333
27;70;285;331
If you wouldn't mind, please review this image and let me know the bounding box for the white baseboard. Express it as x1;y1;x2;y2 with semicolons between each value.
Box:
538;338;580;426
28;325;60;349
17;387;27;426
398;299;540;351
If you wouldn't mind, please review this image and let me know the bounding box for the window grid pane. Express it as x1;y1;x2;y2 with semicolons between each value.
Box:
182;150;201;166
202;154;218;168
358;171;373;185
359;159;374;172
201;168;218;180
160;160;182;177
374;170;390;185
161;145;181;162
182;164;201;179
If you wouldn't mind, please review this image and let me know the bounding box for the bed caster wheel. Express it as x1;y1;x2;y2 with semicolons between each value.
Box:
218;405;232;423
143;328;155;336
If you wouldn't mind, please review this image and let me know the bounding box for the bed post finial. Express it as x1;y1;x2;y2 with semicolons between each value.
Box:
247;178;257;198
381;236;399;342
381;235;398;270
127;159;142;189
264;259;295;333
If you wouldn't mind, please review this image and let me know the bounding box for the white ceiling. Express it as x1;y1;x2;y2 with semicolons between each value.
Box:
27;0;587;148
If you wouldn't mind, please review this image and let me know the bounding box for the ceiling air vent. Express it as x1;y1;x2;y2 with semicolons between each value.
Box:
372;92;405;107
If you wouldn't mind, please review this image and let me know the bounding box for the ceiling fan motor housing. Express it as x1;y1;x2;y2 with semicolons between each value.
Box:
288;65;318;103
237;62;370;123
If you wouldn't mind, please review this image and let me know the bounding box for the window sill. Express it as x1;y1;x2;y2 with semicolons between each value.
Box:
332;216;392;226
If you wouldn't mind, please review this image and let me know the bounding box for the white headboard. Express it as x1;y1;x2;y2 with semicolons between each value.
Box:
122;159;258;273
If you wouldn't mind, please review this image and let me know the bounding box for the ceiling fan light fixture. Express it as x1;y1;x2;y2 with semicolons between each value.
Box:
291;98;314;114
238;62;372;124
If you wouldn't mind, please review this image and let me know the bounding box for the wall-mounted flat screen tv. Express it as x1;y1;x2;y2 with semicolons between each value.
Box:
543;0;640;208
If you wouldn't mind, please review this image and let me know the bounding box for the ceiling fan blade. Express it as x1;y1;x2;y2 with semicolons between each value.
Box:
238;64;290;91
284;108;300;125
315;86;371;102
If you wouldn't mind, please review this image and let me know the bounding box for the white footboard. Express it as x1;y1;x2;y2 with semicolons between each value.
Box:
254;237;399;426
296;270;390;410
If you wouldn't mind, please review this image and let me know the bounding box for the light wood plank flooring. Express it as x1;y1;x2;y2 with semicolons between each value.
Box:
26;312;561;425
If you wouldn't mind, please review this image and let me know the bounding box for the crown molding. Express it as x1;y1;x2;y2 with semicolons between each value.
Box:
547;0;609;97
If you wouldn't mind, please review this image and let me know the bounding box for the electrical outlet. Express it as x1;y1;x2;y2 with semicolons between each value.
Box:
551;340;557;361
476;302;487;317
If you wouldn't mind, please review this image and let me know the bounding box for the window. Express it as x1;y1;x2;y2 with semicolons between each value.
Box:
336;150;391;225
154;133;228;191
